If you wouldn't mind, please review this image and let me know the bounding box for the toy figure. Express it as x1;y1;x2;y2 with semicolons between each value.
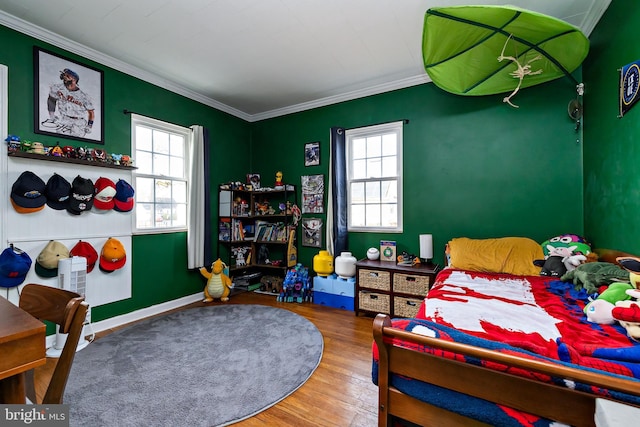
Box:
49;143;64;156
199;258;232;302
5;135;21;152
275;171;283;188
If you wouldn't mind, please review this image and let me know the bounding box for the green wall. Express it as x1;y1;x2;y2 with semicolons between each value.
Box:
251;79;585;267
2;16;596;321
1;25;252;321
582;0;640;254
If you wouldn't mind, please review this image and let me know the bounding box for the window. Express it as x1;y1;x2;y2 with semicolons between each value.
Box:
346;121;403;232
131;114;189;232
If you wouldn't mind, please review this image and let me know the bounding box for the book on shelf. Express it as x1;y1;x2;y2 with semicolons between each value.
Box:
218;218;231;241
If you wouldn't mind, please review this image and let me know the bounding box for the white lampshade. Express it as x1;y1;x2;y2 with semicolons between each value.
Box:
419;234;433;260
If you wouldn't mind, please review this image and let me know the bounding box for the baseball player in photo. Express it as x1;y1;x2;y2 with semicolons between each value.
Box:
43;68;95;138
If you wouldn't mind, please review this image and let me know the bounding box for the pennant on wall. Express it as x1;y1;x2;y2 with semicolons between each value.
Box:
620;59;640;117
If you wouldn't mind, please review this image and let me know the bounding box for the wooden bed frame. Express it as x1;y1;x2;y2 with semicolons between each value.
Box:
372;248;640;427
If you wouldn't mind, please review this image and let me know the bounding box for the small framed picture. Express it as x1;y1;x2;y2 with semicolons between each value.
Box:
302;218;323;248
246;173;261;189
33;47;104;144
304;141;320;167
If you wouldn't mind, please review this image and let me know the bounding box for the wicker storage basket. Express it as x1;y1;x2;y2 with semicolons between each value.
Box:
393;273;430;296
359;291;390;314
358;269;391;291
393;296;423;318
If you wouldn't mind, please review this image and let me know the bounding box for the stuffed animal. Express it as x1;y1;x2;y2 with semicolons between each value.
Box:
199;258;232;302
612;289;640;341
534;255;567;277
583;282;634;324
560;262;630;294
611;257;640;340
541;234;591;258
534;239;589;277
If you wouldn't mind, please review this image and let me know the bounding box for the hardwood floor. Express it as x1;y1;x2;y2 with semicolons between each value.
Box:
36;291;379;426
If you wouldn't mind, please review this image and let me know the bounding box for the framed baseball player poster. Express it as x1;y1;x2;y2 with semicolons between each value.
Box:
33;47;104;144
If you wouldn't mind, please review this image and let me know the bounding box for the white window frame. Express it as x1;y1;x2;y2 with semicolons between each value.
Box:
131;114;190;234
345;121;403;233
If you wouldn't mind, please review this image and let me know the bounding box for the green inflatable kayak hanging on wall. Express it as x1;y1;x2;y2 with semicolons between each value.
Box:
422;5;589;106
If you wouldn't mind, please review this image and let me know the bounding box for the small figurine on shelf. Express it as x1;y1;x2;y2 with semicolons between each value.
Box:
255;201;269;216
85;148;95;162
121;155;133;167
31;142;45;154
4;135;21;152
62;145;76;158
76;146;87;160
20;140;33;152
49;143;64;157
93;148;108;163
111;153;122;165
275;171;284;189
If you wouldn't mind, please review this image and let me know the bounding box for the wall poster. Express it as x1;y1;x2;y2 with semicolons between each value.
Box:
301;174;324;214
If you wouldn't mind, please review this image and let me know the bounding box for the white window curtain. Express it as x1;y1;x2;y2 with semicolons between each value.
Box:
187;125;210;268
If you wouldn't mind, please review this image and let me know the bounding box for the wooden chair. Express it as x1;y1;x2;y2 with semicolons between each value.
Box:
19;283;89;404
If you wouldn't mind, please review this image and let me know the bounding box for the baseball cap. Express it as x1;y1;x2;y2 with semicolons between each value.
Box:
99;237;126;273
10;171;46;213
93;177;117;210
0;246;32;289
45;173;71;210
70;240;98;273
67;175;94;215
62;68;79;82
35;240;70;278
113;179;135;212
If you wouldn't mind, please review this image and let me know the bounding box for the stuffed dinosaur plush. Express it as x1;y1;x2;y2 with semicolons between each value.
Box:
560;262;630;294
199;258;232;302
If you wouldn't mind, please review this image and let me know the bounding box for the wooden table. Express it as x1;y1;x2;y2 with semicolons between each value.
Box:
0;297;46;403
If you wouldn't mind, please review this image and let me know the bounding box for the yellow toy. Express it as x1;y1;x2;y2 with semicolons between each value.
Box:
199;258;232;302
275;171;283;187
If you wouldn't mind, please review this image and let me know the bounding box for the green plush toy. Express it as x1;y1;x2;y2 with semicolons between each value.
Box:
582;283;633;324
561;262;630;294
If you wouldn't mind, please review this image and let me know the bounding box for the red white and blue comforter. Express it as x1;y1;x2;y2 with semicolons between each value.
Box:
372;268;640;426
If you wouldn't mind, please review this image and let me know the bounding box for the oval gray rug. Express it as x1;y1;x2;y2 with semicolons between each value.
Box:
65;304;324;426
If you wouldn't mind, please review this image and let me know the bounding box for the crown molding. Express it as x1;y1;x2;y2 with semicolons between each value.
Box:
248;74;432;122
0;10;431;123
0;11;251;121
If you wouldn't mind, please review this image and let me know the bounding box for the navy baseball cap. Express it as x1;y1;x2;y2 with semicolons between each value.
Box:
62;68;79;82
10;171;46;213
0;246;32;289
114;179;135;212
45;173;71;210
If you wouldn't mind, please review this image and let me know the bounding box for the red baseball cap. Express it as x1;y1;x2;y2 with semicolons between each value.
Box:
93;177;117;210
70;240;99;273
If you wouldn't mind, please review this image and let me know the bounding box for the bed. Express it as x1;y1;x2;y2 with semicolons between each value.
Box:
372;237;640;427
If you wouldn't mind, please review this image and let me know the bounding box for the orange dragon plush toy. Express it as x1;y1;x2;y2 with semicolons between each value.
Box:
199;258;232;303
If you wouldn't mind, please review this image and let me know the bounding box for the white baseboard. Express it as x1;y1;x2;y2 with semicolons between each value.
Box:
46;292;203;349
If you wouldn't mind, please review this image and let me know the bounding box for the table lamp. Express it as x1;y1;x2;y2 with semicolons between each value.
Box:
419;234;433;265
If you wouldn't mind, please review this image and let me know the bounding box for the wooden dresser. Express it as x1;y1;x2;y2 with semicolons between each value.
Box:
355;259;439;318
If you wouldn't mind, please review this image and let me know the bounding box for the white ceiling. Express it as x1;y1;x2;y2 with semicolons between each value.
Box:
0;0;611;122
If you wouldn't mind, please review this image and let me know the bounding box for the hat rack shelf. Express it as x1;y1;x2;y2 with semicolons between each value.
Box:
8;151;137;170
